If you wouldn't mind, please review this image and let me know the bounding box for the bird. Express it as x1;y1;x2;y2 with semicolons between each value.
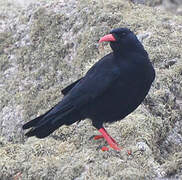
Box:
22;28;155;151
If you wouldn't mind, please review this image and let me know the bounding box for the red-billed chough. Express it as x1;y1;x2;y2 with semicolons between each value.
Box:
22;28;155;151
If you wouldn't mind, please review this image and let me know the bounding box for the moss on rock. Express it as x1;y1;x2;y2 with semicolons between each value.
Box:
0;0;182;179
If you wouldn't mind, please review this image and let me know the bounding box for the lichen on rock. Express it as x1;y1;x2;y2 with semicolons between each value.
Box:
0;0;182;179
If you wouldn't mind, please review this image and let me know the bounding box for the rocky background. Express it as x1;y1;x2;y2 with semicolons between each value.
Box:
0;0;182;179
132;0;182;15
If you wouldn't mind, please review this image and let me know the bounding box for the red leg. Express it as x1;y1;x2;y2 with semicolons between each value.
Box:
98;127;121;151
93;134;116;143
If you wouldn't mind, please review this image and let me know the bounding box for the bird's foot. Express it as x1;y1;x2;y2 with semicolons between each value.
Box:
93;135;104;140
94;135;121;151
108;142;121;151
93;128;122;151
93;134;117;143
101;146;109;151
100;143;121;151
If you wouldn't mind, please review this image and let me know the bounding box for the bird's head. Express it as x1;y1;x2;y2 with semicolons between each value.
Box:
99;28;144;54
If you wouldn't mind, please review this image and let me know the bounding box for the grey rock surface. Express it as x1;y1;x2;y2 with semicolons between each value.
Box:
131;0;182;15
0;0;182;179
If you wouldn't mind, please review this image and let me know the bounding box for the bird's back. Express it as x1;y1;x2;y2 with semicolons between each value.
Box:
84;52;155;128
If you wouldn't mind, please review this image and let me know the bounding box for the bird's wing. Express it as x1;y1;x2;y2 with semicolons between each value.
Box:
61;78;83;95
69;64;121;108
45;56;121;118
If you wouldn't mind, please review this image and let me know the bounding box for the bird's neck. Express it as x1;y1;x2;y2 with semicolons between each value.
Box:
113;44;148;59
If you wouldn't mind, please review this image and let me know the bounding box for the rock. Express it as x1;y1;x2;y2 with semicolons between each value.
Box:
131;0;182;15
137;33;150;43
165;59;177;68
0;0;182;179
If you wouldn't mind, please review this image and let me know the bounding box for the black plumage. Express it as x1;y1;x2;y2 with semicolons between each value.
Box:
23;28;155;150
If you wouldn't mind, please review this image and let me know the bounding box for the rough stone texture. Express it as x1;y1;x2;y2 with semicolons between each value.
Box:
0;0;182;179
131;0;182;15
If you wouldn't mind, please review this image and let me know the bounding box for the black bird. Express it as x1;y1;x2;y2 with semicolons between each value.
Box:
22;28;155;151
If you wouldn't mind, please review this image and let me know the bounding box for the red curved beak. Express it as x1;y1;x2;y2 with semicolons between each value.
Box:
99;34;116;43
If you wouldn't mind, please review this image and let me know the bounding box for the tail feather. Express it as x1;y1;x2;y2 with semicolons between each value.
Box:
22;114;45;130
22;106;55;130
25;119;64;138
23;106;81;138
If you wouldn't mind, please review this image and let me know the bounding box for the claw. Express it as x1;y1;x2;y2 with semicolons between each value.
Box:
101;146;109;151
98;127;122;151
93;135;104;140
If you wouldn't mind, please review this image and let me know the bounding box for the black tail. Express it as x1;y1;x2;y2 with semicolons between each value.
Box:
22;105;81;138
